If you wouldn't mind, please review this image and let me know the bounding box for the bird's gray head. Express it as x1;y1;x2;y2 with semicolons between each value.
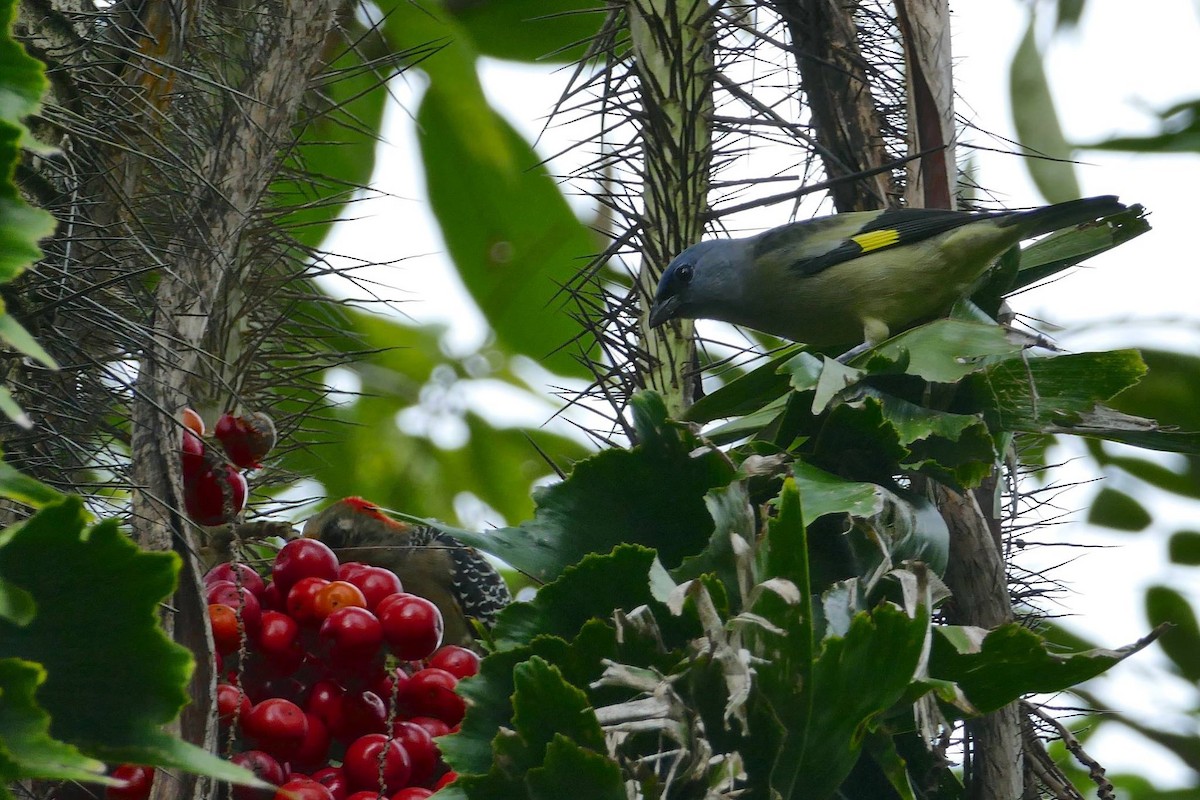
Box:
648;239;744;329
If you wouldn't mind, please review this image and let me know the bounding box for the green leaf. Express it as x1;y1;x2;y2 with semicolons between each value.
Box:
413;59;596;379
0;0;57;284
0;499;262;785
503;657;606;775
1082;99;1200;154
0;386;29;428
525;736;625;800
0;311;57;369
860;320;1026;383
764;603;930;800
672;482;756;602
1145;586;1200;681
964;349;1146;432
1009;14;1081;201
427;393;735;582
491;545;658;649
0;460;64;507
1087;487;1152;532
1011;203;1149;291
450;0;608;64
684;346;802;424
0;658;109;786
1168;531;1200;565
929;623;1153;713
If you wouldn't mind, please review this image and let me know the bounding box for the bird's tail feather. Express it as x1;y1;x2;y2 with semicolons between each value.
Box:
1003;195;1126;237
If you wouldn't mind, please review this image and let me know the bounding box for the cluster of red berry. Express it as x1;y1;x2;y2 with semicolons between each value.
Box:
107;537;474;800
181;409;276;526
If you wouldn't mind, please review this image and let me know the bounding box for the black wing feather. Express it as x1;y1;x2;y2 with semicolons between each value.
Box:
776;208;1008;277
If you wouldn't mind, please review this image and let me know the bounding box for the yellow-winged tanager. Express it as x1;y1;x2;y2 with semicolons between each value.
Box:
647;196;1126;346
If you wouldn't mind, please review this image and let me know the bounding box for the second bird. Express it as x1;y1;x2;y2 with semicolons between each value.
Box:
648;196;1127;347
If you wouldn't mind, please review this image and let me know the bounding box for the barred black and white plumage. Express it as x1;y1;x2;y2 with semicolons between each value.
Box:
302;496;512;646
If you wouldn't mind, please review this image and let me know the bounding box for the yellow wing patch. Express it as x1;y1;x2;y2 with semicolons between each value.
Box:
851;229;900;253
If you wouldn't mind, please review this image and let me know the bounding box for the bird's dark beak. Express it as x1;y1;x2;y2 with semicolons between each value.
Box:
648;295;681;328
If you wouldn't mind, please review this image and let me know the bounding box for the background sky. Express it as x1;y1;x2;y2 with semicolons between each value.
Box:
322;0;1200;785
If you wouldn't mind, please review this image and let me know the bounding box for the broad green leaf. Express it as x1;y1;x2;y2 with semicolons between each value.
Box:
0;0;57;284
0;386;29;428
764;603;930;800
1168;531;1200;565
1011;203;1149;290
965;349;1146;432
792;461;883;524
684;346;802;424
868;389;996;488
492;546;657;649
1087;487;1152;532
1009;14;1080;202
930;623;1154;713
860;320;1026;383
0;659;109;786
1107;348;1200;433
504;657;606;774
449;0;609;64
395;2;595;378
0;460;63;507
1145;586;1200;681
424;393;734;582
0;311;56;369
672;482;756;601
526;736;625;800
0;499;262;785
1082;99;1200;154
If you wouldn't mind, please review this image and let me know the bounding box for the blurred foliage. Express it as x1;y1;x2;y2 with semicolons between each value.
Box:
1013;2;1200;794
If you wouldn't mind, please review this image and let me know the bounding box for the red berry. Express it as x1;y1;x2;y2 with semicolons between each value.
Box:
206;562;266;597
390;790;432;800
181;429;207;484
336;562;371;583
337;690;387;741
369;667;409;706
344;792;382;800
377;595;443;661
182;408;205;436
286;577;331;627
432;772;457;791
260;581;285;612
310;767;348;800
290;712;332;772
185;463;248;526
274;778;333;800
406;717;450;739
244;698;309;759
209;603;243;655
107;765;154;800
231;751;285;800
342;734;411;794
401;668;464;726
319;607;383;666
217;682;251;726
313;581;368;620
428;646;480;680
207;581;262;634
215;411;277;470
389;721;437;787
257;611;304;672
274;539;339;594
346;567;403;612
304;680;346;734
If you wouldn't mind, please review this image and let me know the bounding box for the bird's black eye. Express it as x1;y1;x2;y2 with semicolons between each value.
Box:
675;263;694;284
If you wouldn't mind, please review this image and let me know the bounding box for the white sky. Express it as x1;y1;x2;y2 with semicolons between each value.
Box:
321;0;1200;786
